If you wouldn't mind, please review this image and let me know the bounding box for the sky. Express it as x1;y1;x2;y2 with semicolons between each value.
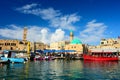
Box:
0;0;120;45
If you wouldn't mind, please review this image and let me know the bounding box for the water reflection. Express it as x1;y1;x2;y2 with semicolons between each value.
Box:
0;60;120;80
0;60;84;80
84;61;118;69
0;63;25;80
83;61;120;80
27;60;84;80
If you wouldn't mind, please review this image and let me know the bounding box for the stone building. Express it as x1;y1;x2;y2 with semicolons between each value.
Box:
65;38;83;54
89;37;120;52
70;30;74;42
0;27;50;52
100;38;117;46
49;30;83;54
65;30;83;54
0;39;27;51
31;42;49;51
23;27;27;42
100;38;120;49
0;27;28;51
50;41;69;50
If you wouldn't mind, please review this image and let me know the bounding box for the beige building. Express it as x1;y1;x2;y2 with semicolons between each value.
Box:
0;27;50;52
31;42;49;51
0;27;28;51
50;41;69;50
65;39;83;54
0;39;49;51
50;30;83;54
100;38;120;48
70;30;74;42
65;30;83;54
0;39;27;51
0;27;84;54
89;37;120;52
100;38;118;46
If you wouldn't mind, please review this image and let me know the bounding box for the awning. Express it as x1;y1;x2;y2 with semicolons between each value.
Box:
36;49;75;53
55;50;75;53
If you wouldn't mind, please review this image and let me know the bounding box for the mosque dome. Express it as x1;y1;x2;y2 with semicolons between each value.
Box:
70;39;82;44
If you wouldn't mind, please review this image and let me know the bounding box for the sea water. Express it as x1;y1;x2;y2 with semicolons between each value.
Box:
0;60;120;80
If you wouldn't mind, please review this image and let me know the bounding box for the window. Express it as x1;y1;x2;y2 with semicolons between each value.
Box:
114;41;118;44
11;43;16;46
6;43;10;45
0;47;2;50
19;41;24;44
11;47;13;50
101;42;104;44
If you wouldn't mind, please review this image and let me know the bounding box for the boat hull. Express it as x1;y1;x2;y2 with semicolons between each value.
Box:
1;57;25;63
83;54;118;61
34;56;55;60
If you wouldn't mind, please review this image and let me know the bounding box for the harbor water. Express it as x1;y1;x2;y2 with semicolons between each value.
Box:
0;60;120;80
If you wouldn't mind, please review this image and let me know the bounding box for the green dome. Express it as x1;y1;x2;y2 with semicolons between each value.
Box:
70;39;82;44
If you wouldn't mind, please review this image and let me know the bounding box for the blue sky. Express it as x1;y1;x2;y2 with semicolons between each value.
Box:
0;0;120;45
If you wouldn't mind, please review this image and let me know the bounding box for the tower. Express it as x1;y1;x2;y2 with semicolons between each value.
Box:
70;30;74;42
23;27;27;42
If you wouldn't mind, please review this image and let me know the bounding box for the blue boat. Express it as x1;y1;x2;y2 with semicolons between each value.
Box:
0;50;25;63
1;57;25;63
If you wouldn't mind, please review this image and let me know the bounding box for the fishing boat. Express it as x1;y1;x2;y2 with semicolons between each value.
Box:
83;52;119;61
0;51;25;63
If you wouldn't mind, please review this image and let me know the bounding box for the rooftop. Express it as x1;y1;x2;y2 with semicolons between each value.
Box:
70;39;82;44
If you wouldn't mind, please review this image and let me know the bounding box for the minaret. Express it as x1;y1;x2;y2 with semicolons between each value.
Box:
23;27;27;42
70;30;74;42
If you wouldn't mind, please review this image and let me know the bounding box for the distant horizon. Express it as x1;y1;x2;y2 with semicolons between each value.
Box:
0;0;120;45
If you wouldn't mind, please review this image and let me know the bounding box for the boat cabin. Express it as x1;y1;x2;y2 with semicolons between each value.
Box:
90;52;119;58
83;52;119;61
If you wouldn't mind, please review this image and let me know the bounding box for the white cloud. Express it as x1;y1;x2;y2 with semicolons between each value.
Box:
0;21;107;45
16;3;80;30
39;8;61;20
12;4;108;45
0;25;23;39
0;25;66;44
50;13;80;30
79;20;107;45
17;3;38;10
50;29;65;43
